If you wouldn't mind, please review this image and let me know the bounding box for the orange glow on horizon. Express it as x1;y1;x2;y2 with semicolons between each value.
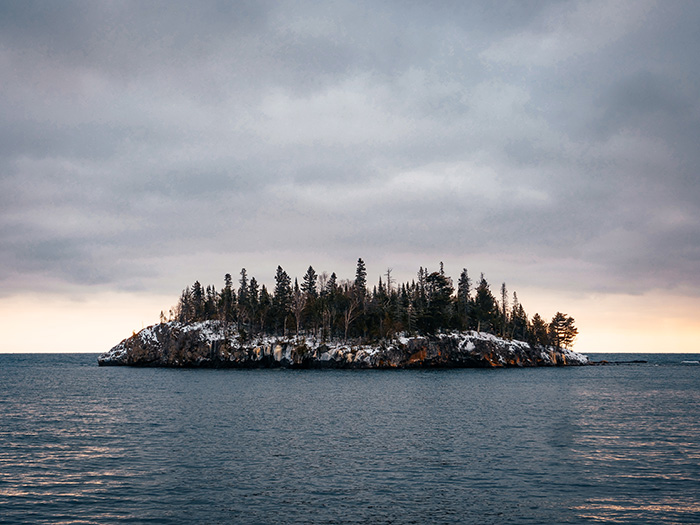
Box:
0;289;698;354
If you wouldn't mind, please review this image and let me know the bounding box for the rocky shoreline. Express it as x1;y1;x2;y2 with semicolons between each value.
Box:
98;320;589;368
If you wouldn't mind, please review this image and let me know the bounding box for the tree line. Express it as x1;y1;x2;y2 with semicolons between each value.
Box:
163;258;578;349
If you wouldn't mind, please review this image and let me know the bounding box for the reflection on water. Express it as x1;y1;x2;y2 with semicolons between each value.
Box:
571;357;700;523
576;499;700;523
1;353;699;524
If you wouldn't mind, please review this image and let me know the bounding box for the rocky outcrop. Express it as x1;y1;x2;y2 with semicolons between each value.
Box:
98;321;589;368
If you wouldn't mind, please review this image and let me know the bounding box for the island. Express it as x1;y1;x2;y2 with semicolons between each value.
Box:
98;320;588;368
99;260;588;368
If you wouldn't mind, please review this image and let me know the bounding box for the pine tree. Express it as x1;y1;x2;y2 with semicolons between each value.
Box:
192;281;204;321
162;261;578;348
248;277;259;333
500;282;508;338
320;272;338;340
301;266;318;299
549;312;578;349
472;274;498;333
424;271;454;333
354;258;367;301
273;266;292;335
529;313;549;347
221;273;235;323
258;285;271;333
291;278;307;336
238;268;249;328
510;292;528;341
176;286;192;323
457;268;471;330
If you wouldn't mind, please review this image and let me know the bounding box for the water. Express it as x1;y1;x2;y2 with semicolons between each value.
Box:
1;353;699;524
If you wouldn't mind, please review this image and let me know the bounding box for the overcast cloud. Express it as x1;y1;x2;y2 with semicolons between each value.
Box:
2;0;700;300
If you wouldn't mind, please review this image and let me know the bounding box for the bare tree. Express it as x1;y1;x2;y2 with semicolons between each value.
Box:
500;282;508;338
385;267;394;294
292;279;306;337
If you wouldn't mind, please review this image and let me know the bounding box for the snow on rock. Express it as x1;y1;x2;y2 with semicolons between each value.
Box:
98;322;590;368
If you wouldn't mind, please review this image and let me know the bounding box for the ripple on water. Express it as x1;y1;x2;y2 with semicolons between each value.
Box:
1;354;699;524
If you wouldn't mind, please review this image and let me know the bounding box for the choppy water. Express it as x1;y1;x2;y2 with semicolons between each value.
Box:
1;353;699;524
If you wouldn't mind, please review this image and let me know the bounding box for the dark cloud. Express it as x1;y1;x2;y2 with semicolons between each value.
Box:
2;0;700;297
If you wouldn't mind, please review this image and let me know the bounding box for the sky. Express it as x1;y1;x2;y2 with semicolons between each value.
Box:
1;0;699;354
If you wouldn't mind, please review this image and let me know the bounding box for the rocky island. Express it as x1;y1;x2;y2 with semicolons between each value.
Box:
100;260;588;368
98;320;589;368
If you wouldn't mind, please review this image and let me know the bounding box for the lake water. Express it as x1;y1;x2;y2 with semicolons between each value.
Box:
1;353;699;524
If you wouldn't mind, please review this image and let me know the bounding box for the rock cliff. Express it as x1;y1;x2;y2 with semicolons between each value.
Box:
98;320;589;368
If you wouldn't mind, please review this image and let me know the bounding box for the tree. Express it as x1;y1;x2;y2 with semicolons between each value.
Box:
273;266;292;335
176;286;193;323
204;285;218;319
258;285;271;333
385;267;394;294
500;282;508;338
162;262;579;350
301;266;318;299
549;312;578;349
301;266;320;335
340;286;361;341
248;277;259;332
423;271;454;333
472;274;498;333
220;273;235;323
238;268;250;329
354;258;367;301
529;313;549;347
291;278;307;336
191;281;204;321
320;272;338;341
510;292;528;341
457;268;471;330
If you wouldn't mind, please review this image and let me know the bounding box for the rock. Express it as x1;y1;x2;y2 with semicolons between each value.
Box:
98;320;589;368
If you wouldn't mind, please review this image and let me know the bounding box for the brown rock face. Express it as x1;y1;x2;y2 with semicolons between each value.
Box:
99;321;589;368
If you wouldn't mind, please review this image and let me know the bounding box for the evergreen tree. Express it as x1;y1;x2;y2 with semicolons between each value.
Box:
423;271;454;333
529;313;549;347
549;312;578;349
415;268;428;330
301;266;320;335
273;266;292;335
238;268;249;328
353;259;368;336
510;292;528;341
301;266;318;299
472;274;498;333
162;261;578;348
258;285;271;333
191;281;204;321
176;286;193;323
248;277;259;333
220;273;235;323
457;268;471;330
500;282;508;338
204;285;218;319
291;278;306;336
320;272;339;340
354;258;367;301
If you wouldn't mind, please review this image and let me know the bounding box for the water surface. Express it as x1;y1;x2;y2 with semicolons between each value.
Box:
1;353;699;523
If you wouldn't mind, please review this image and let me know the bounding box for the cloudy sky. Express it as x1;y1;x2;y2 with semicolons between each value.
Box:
2;0;699;353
